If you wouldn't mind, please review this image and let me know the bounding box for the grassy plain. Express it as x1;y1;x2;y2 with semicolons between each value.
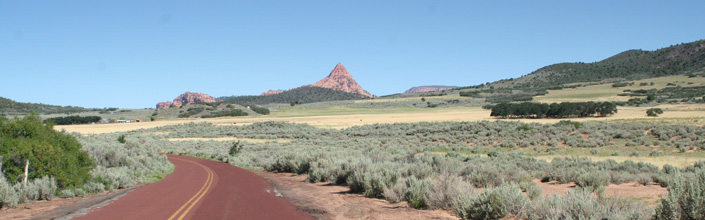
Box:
56;104;705;133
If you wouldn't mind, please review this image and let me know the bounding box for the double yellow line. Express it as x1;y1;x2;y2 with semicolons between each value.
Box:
168;158;215;220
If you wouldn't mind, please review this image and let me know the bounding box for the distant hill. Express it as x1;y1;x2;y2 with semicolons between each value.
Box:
450;39;705;103
404;86;458;94
0;96;97;115
220;86;369;105
509;39;705;88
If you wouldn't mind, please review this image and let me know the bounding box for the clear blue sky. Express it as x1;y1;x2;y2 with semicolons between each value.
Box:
2;1;704;108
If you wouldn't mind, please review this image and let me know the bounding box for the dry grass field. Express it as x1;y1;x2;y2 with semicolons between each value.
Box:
55;104;705;134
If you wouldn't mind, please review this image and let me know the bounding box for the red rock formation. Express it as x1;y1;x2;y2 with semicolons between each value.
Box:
310;63;374;98
156;92;216;109
156;101;173;109
261;89;284;96
404;86;457;94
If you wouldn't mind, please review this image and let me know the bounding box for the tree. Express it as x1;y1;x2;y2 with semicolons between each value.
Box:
229;141;243;156
647;108;664;117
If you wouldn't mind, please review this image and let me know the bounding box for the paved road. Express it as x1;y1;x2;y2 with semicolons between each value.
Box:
74;155;314;220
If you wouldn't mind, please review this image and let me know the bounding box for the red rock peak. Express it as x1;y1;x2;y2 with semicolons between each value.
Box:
329;63;350;77
311;63;374;98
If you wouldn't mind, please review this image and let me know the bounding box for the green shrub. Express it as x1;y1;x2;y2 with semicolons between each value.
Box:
229;141;243;156
0;114;94;189
647;108;664;117
520;181;542;200
404;176;428;209
654;168;705;219
453;183;528;220
529;188;652;220
575;171;610;191
117;135;126;144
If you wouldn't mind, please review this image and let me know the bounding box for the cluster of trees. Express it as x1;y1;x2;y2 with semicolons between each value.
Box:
0;113;94;188
45;115;101;125
490;102;617;118
220;86;369;105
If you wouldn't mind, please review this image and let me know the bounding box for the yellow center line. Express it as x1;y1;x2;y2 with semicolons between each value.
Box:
168;158;215;220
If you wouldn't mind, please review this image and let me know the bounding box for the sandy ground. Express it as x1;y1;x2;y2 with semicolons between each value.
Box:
534;179;667;206
255;171;459;220
56;104;705;134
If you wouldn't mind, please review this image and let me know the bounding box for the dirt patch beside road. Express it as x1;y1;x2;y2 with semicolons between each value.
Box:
255;171;459;220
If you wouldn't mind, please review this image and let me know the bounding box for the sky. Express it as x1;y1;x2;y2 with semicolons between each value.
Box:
2;1;705;109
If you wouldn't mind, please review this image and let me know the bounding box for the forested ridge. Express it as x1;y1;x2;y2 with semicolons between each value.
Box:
219;86;369;105
0;96;98;115
513;39;705;88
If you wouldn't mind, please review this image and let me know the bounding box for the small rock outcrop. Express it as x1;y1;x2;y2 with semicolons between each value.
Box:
404;86;457;94
261;89;285;96
310;63;374;97
156;92;216;109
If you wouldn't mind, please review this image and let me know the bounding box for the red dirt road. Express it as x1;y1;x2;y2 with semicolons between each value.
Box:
74;155;314;220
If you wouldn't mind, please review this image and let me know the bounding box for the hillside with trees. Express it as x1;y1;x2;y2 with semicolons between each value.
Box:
503;39;705;88
219;86;370;105
0;96;98;115
449;39;705;103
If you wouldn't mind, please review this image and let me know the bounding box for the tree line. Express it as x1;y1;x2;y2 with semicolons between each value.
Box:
220;86;369;105
489;102;617;118
45;115;101;125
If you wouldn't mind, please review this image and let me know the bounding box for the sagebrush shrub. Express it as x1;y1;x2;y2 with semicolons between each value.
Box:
654;168;705;220
453;183;528;220
404;176;428;209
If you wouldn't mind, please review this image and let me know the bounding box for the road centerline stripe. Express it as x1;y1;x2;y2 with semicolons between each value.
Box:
167;157;215;220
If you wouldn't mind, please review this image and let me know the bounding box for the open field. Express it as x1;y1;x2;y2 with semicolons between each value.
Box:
535;75;705;103
42;102;705;219
56;104;705;134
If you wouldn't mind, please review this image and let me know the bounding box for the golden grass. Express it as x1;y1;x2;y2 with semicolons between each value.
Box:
55;104;705;134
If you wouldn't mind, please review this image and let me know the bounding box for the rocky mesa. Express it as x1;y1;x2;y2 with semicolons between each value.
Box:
404;86;457;94
261;89;285;96
156;92;216;109
309;63;374;98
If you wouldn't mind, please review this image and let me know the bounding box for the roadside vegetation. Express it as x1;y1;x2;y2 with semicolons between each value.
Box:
121;120;704;219
0;114;172;208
